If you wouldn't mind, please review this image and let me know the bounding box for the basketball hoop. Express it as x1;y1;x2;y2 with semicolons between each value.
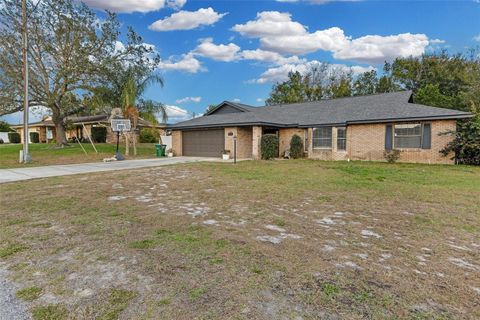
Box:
111;119;131;133
111;119;131;160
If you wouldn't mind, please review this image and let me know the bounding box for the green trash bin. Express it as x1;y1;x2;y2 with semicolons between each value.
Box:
155;144;167;157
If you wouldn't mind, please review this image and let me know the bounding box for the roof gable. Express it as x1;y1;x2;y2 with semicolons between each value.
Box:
205;101;256;116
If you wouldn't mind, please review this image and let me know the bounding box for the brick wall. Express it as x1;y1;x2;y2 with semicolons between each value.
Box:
224;127;253;159
172;130;182;156
278;128;307;157
347;120;456;164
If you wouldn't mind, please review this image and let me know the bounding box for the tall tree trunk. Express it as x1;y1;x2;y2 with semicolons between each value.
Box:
132;131;137;156
125;133;129;156
51;105;68;147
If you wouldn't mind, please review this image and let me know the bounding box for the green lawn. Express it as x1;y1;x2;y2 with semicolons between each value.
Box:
0;143;159;168
0;160;479;319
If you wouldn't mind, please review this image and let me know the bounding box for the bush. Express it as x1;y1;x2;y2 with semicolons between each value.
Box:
440;110;480;165
139;128;159;143
91;126;107;143
261;134;279;160
289;134;304;159
29;132;39;143
8;132;21;143
383;149;400;163
0;120;13;132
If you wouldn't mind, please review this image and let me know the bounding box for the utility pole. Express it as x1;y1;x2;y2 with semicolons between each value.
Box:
22;0;31;163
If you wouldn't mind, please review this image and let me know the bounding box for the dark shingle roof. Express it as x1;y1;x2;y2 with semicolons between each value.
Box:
172;91;472;129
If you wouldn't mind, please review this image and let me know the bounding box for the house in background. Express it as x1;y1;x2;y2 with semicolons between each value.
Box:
12;114;167;144
170;91;472;164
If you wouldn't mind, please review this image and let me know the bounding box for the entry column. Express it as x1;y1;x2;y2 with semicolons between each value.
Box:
252;126;262;160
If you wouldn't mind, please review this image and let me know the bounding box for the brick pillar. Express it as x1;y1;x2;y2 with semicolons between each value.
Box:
172;130;183;156
252;126;262;160
307;128;313;158
332;126;338;153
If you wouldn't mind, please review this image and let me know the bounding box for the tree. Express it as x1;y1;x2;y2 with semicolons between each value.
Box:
328;73;352;98
391;51;471;111
0;120;14;132
376;62;399;93
205;104;217;113
266;71;308;105
353;70;378;96
89;64;167;155
266;63;352;105
440;106;480;165
0;0;155;146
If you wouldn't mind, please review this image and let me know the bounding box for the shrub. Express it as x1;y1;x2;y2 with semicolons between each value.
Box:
139;128;159;143
289;134;304;159
440;109;480;165
261;134;279;160
91;126;107;143
383;149;400;163
0;138;4;144
29;132;39;143
0;120;13;132
8;132;21;143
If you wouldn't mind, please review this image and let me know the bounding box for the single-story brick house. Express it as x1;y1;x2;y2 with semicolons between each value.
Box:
171;91;472;164
12;114;167;144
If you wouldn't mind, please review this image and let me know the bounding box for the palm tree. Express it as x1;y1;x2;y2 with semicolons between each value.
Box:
119;72;167;155
90;67;167;155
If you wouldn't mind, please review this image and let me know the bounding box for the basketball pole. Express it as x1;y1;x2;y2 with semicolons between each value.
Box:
116;131;120;154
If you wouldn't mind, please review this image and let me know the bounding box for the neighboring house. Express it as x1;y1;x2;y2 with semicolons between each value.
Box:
12;114;167;144
171;91;472;164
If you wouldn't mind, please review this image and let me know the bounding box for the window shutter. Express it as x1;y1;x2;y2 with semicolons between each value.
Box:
385;124;393;150
422;123;431;149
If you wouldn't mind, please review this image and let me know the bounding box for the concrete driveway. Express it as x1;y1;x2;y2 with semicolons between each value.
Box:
0;157;221;183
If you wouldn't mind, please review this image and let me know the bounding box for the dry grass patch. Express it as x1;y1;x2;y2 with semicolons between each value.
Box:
0;160;479;319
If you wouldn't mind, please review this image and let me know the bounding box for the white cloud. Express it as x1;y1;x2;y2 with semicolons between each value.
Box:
240;49;304;65
176;96;202;104
149;7;227;31
82;0;185;13
430;39;446;44
260;27;349;55
333;33;430;63
250;61;374;84
256;98;264;102
232;98;241;102
474;34;480;42
233;11;432;62
194;38;241;62
164;105;193;122
158;53;204;73
232;11;306;38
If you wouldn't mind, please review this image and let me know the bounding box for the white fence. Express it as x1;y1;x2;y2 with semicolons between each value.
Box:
160;135;172;150
0;132;10;143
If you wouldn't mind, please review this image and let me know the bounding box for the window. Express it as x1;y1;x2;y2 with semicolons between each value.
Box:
394;123;422;148
337;127;346;150
313;127;332;148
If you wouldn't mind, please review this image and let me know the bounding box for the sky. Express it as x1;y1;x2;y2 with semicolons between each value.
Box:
2;0;480;124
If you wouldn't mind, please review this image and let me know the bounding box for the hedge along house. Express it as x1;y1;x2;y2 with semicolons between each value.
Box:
12;114;167;144
171;91;472;164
